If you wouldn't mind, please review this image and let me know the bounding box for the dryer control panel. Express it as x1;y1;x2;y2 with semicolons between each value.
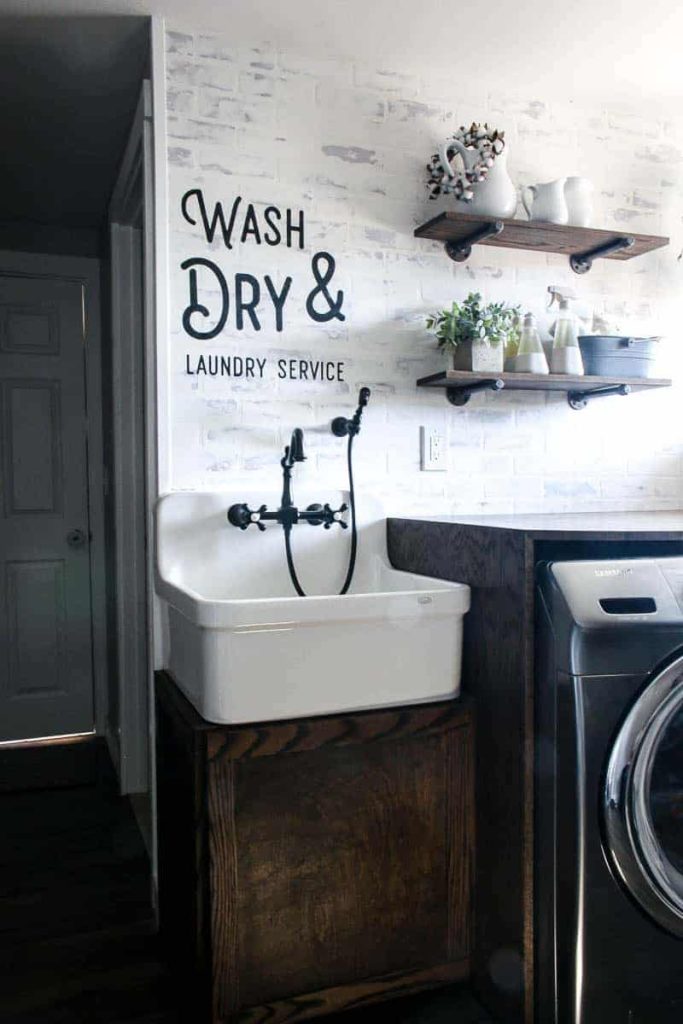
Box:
549;558;683;628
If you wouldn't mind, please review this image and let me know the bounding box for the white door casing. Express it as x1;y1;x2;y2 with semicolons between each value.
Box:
109;79;158;796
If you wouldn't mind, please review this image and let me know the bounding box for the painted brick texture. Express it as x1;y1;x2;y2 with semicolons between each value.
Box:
165;28;683;515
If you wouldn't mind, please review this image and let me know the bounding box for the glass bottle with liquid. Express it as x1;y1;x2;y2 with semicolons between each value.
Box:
550;297;584;375
513;312;549;374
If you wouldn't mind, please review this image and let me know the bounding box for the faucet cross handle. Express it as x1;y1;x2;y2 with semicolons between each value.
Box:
227;502;268;531
323;502;349;530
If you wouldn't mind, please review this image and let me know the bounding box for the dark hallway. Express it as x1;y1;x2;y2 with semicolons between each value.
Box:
0;753;177;1024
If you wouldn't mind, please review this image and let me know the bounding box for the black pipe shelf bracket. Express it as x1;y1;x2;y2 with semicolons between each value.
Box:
567;382;631;410
570;235;636;275
444;220;505;263
446;377;506;407
416;371;670;410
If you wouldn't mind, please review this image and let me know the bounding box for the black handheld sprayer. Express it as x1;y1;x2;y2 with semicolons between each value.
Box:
284;387;371;597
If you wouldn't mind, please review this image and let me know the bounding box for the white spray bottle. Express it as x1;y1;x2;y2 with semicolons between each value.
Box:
547;286;584;375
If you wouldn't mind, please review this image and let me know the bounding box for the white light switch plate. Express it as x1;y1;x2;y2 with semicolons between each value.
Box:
420;426;447;472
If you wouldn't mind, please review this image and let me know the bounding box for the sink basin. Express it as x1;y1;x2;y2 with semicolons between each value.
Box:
155;492;470;724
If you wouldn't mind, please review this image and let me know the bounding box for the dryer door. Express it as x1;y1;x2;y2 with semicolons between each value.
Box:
604;652;683;937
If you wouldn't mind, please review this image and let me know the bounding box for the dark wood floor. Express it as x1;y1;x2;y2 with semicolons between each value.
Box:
0;759;493;1024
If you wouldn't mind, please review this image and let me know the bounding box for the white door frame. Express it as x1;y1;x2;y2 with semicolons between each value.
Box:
0;250;108;740
109;80;159;795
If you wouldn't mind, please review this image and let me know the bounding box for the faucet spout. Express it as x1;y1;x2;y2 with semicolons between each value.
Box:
279;427;306;521
289;428;305;464
282;427;305;470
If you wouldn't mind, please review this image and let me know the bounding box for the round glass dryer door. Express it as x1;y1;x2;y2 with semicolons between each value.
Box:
604;654;683;937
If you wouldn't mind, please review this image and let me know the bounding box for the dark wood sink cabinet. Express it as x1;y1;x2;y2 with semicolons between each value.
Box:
155;672;474;1023
387;510;683;1024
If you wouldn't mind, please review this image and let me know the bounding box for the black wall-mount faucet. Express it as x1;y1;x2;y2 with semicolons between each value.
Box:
226;388;372;596
227;423;347;533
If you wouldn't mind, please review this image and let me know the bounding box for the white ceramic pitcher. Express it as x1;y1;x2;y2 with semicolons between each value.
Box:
564;176;594;227
522;178;569;224
439;138;517;219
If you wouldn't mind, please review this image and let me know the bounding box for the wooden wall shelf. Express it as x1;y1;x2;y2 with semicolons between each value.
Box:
414;212;669;273
417;370;672;410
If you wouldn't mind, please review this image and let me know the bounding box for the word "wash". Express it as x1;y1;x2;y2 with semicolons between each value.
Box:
181;189;305;250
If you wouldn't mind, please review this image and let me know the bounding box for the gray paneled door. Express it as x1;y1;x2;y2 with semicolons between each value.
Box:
0;273;93;741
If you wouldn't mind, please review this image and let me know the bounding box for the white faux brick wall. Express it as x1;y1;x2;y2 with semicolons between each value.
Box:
164;26;683;515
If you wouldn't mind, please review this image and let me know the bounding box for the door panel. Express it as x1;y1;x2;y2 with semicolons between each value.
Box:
1;303;59;354
7;559;67;698
5;380;63;513
0;273;93;741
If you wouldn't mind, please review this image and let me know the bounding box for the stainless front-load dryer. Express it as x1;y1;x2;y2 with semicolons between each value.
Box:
536;558;683;1024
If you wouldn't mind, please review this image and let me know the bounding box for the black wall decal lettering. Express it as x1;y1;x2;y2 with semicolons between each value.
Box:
305;252;346;323
264;275;292;332
235;273;261;331
286;208;305;250
185;351;344;381
263;206;282;246
186;354;263;377
276;358;345;381
240;204;262;245
182;189;304;251
181;257;229;340
179;192;346;361
181;189;243;250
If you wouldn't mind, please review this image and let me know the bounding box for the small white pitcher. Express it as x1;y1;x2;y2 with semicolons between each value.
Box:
522;178;569;224
564;176;594;227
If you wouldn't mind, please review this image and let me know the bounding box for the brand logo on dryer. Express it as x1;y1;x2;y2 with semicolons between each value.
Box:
594;567;633;578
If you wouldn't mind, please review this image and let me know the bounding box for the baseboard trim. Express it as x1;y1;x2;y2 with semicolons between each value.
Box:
0;730;95;750
0;734;110;793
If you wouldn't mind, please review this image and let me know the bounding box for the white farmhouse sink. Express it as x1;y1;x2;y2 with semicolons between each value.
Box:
155;492;470;724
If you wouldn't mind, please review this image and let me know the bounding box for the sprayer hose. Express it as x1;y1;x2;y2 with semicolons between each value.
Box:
283;433;357;598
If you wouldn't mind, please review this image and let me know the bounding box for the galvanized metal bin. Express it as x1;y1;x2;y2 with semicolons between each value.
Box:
578;335;660;378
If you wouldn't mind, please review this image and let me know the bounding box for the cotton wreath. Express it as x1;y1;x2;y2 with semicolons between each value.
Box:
426;123;506;201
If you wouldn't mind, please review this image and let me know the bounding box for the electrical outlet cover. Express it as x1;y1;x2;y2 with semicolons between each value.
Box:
420;426;447;472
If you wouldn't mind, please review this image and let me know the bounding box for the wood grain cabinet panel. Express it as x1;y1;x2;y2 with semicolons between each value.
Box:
156;672;474;1023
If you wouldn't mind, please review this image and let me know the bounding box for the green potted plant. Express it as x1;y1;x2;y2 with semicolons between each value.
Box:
426;292;520;372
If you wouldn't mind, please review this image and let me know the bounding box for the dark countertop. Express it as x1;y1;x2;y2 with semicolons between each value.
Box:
388;510;683;541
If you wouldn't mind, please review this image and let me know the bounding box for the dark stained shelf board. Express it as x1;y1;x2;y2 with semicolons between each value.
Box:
417;370;671;395
414;211;669;261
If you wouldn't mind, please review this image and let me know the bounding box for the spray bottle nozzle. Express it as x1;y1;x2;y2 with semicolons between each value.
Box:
547;285;577;311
